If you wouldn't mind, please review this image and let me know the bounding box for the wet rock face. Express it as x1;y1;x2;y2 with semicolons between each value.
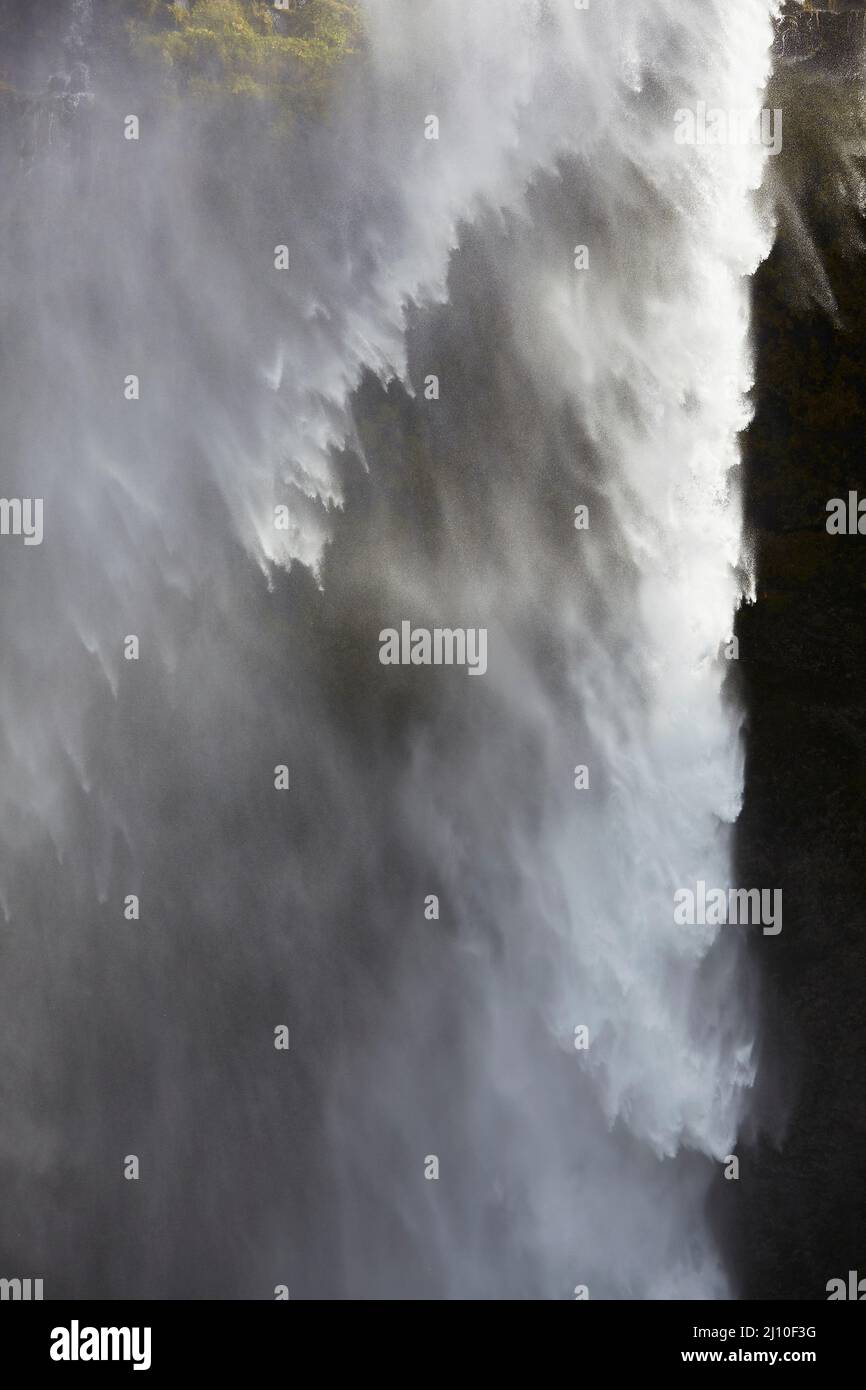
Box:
722;5;866;1303
783;0;866;12
776;0;866;68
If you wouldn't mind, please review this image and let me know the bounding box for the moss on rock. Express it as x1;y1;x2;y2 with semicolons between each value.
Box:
127;0;361;114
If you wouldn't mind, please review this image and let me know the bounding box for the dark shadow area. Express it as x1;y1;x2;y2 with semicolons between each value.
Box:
719;5;866;1299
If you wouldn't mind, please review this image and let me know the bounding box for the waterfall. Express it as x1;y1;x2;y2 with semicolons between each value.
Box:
0;0;777;1298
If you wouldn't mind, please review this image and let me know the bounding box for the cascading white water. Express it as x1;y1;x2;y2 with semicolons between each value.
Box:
0;0;778;1297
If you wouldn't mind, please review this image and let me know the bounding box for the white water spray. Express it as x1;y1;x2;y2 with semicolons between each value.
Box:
0;0;777;1297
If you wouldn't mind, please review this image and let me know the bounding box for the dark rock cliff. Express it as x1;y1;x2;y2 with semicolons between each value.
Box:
717;6;866;1300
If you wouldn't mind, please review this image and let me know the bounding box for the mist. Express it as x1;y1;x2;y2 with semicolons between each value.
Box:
0;0;777;1298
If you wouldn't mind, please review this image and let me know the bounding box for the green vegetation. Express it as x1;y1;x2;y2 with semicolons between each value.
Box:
0;2;362;127
127;0;362;112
